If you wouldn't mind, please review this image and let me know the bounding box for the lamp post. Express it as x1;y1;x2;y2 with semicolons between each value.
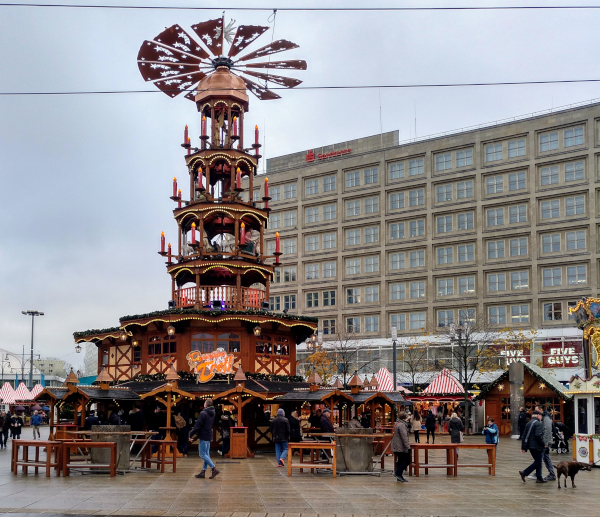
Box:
0;355;10;385
22;310;44;388
391;326;398;392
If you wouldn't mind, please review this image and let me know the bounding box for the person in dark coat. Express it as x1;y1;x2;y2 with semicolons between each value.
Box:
320;408;335;433
308;409;321;430
391;411;411;482
289;411;302;442
517;407;527;438
84;410;101;431
107;410;121;425
270;408;290;467
129;407;145;431
9;412;23;439
425;410;436;444
189;399;219;479
174;410;189;457
519;410;546;483
448;412;464;456
0;412;8;448
218;411;234;456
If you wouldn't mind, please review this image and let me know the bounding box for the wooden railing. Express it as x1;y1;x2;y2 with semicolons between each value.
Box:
174;286;266;309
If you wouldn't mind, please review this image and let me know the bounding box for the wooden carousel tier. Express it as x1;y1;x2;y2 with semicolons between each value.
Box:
185;149;258;172
173;284;266;310
168;260;274;280
174;201;268;224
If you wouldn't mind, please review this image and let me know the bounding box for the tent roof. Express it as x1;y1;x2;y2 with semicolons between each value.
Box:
423;369;464;394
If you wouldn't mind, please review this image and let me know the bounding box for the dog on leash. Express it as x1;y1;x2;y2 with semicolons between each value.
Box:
555;461;592;489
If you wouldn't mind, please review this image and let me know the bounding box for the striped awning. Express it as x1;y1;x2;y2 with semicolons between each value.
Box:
30;384;43;398
375;368;394;391
14;382;32;401
423;369;464;394
0;382;16;404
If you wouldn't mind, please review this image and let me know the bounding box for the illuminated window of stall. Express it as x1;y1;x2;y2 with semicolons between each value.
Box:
216;333;241;353
256;335;273;355
275;337;290;356
191;333;214;353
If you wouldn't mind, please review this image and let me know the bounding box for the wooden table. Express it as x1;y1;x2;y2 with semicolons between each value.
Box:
143;440;177;473
407;443;496;477
11;440;62;477
62;441;117;477
287;441;337;477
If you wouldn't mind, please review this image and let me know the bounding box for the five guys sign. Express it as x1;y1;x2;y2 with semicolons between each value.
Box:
541;341;582;368
306;148;351;162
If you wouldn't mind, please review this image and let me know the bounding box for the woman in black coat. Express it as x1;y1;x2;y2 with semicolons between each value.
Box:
288;411;302;442
425;410;436;444
448;412;464;456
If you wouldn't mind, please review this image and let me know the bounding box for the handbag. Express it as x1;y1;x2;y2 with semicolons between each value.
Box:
459;431;464;443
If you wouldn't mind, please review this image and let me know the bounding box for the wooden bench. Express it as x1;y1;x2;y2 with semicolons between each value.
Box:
62;441;117;477
287;441;337;477
455;443;496;475
405;443;496;477
11;440;62;477
143;440;177;473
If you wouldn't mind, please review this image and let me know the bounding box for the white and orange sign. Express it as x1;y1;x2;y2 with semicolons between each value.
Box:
186;348;234;382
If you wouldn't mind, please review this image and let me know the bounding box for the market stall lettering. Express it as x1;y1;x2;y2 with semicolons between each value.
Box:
187;348;235;382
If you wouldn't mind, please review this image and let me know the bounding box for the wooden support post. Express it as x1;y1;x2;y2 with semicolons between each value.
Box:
195;271;200;309
206;166;211;199
249;170;254;203
239;110;244;150
199;218;205;257
236;274;241;309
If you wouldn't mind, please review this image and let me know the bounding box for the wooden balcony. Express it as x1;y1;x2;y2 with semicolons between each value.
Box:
174;285;266;310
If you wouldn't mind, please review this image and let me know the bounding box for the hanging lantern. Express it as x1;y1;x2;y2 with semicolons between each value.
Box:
253;325;261;337
75;344;82;353
167;325;176;336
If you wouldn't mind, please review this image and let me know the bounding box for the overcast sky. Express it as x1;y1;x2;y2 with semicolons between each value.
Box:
1;0;599;371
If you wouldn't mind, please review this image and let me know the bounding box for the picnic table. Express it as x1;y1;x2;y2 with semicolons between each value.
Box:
287;441;337;477
407;443;496;477
11;440;62;477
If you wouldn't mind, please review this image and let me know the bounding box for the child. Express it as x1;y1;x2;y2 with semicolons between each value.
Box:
482;418;499;445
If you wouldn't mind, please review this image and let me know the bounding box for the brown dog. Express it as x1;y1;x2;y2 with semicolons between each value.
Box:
555;461;592;489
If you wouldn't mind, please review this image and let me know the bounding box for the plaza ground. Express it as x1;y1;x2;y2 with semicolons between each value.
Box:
1;428;598;517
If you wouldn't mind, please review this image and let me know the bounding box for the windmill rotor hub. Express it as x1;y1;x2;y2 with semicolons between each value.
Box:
212;56;234;70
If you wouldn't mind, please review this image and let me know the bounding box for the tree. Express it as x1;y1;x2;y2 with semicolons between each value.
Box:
397;335;432;393
306;348;336;385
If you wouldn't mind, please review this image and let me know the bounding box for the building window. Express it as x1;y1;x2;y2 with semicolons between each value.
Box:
306;207;319;224
390;252;405;270
565;161;584;182
568;301;577;320
306;292;319;308
436;215;452;233
436;153;452;171
365;255;379;273
459;308;476;326
346;171;360;188
565;126;584;147
437;247;453;265
508;138;525;158
487;240;505;259
346;259;360;275
347;317;360;333
542;233;560;253
284;183;296;199
488;273;506;292
323;232;336;249
541;166;559;186
566;196;585;216
486;175;503;194
456;149;473;167
489;306;506;325
409;281;425;299
510;237;527;256
391;283;406;300
457;180;473;199
283;266;297;282
364;168;378;184
409;158;424;176
346;200;360;217
409;250;424;268
323;261;336;278
510;271;529;290
365;196;379;214
284;294;296;310
458;276;475;294
485;143;502;162
410;219;424;237
389;162;404;179
346;229;360;246
283;238;297;254
544;302;562;321
511;304;529;323
323;290;336;306
509;171;526;191
252;190;261;202
389;192;404;210
437;310;454;328
347;288;360;304
270;186;281;201
486;208;504;226
543;267;561;287
438;278;454;296
284;210;297;227
365;227;379;244
323;175;336;192
306;179;318;195
540;132;558;152
509;204;527;224
306;235;319;252
390;222;404;240
322;319;336;334
365;286;379;303
541;199;560;220
272;268;280;283
409;312;426;330
306;264;319;280
365;316;379;332
391;313;406;331
323;203;336;221
458;244;474;262
436;184;452;202
409;189;424;206
567;265;587;285
457;212;474;230
269;213;281;229
566;231;585;250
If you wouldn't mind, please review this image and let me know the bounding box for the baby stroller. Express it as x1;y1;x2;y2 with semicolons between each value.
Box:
551;422;570;454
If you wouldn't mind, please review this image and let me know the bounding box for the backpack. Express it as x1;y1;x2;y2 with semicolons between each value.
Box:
174;414;186;429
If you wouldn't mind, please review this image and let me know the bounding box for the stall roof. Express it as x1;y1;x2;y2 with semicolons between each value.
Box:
36;386;141;402
423;369;464;394
274;389;406;404
351;391;406;404
118;379;309;396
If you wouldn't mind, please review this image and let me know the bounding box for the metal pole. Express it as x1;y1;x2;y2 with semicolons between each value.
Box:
392;339;397;392
29;315;34;387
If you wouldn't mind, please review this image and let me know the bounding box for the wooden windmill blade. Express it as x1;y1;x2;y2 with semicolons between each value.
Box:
235;39;300;63
227;25;270;58
242;70;303;88
243;60;307;70
235;74;281;101
191;18;225;56
152;25;211;60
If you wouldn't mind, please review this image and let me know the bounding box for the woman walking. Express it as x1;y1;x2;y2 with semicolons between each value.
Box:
425;410;436;444
0;412;7;449
289;411;302;443
448;412;464;457
391;411;411;483
410;411;422;443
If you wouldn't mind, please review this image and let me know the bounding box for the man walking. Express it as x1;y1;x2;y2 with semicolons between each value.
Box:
270;408;290;467
517;407;527;438
536;404;557;481
519;410;546;483
189;399;219;479
30;411;42;439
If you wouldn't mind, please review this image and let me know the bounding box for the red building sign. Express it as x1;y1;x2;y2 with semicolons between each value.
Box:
306;148;351;162
541;341;582;368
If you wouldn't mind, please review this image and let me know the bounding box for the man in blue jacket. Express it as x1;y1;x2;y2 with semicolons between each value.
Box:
189;399;219;479
30;411;42;439
519;410;546;483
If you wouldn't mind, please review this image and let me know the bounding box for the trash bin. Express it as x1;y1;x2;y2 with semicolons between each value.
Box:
90;425;131;471
230;426;248;459
335;427;375;472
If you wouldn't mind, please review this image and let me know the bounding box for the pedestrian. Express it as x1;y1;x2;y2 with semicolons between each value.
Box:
84;410;100;431
536;404;557;481
218;410;234;456
482;418;499;446
360;413;370;428
391;411;411;482
108;409;121;425
425;410;436;444
9;411;23;440
189;398;219;479
308;409;320;429
129;406;145;432
174;410;189;457
410;411;422;443
270;408;290;467
320;408;334;433
0;412;7;449
518;407;527;438
448;412;464;456
289;410;302;442
519;410;546;483
30;410;42;439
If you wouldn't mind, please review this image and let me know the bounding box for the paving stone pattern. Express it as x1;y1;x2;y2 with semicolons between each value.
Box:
1;428;597;517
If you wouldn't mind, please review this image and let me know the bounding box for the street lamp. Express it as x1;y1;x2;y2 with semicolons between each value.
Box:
22;310;44;388
391;326;398;392
0;355;10;385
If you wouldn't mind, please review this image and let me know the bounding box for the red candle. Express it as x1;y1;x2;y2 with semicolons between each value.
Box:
191;222;196;244
187;137;191;155
255;125;259;145
178;189;182;208
236;167;241;190
264;177;269;198
275;232;280;253
202;116;207;137
160;231;165;253
240;222;245;245
233;116;237;136
167;243;172;262
184;125;188;145
173;177;177;197
198;168;203;190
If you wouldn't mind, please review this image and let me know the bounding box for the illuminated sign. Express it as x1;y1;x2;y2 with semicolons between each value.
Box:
541;341;582;368
499;349;529;365
186;348;234;382
306;148;351;162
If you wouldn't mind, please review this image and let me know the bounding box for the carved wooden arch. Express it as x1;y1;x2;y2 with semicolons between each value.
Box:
201;264;235;275
242;268;268;280
180;212;200;230
202;208;236;220
173;267;195;279
239;211;265;224
207;154;233;167
187;156;206;172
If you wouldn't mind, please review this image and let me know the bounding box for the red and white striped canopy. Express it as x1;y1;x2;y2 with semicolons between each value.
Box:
0;382;15;404
423;369;464;394
30;384;43;398
14;382;32;401
375;368;394;391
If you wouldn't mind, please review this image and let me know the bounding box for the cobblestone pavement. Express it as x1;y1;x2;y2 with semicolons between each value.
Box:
1;428;597;517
